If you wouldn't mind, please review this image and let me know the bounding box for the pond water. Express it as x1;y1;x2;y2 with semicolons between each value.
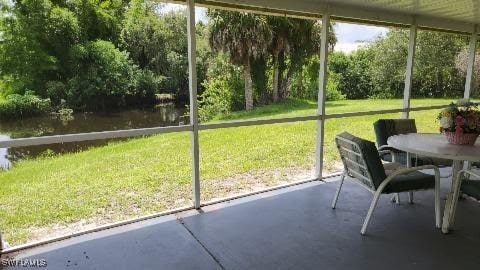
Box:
0;103;188;169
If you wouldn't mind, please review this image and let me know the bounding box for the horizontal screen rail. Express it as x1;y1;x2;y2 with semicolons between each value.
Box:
324;108;406;119
0;105;446;148
408;104;446;111
199;115;318;130
324;105;444;119
0;125;193;148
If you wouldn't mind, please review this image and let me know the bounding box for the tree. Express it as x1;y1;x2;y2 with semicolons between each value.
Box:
0;0;61;94
0;0;128;97
366;30;408;98
455;48;480;97
0;0;166;112
120;0;167;72
208;10;272;110
276;19;336;100
73;0;127;43
199;52;244;121
365;29;466;98
414;31;466;97
267;17;292;102
330;50;374;99
67;40;139;111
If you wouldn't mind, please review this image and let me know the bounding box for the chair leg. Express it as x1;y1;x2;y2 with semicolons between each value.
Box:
332;173;346;209
405;152;414;204
361;190;382;235
449;161;465;228
434;172;441;228
465;162;472;180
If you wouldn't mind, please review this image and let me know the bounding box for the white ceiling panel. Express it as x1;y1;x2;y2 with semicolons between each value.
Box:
196;0;480;33
333;0;479;23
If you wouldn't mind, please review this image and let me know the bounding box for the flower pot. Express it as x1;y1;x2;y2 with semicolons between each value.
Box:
445;132;479;145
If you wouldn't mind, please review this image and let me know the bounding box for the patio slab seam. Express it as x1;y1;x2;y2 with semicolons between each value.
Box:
178;217;226;270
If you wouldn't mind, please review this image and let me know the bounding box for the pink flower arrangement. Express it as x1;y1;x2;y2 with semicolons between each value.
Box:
438;99;480;135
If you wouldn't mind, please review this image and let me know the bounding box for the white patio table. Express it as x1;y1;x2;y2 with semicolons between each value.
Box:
387;133;480;234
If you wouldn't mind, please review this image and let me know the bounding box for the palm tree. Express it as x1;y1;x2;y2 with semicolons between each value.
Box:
208;10;272;110
278;19;336;99
268;17;292;102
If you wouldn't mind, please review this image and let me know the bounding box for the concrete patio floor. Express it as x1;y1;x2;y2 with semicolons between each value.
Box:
2;175;480;270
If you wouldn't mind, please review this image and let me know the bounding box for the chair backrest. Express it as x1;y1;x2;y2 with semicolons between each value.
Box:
335;132;387;191
461;170;480;200
373;119;417;147
461;180;480;200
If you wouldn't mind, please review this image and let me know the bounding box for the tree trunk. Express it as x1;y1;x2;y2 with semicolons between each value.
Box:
281;58;304;100
243;58;254;111
296;69;303;96
272;51;280;102
281;65;295;99
278;52;287;100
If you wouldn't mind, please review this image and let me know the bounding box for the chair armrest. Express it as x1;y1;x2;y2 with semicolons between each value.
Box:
378;150;393;156
458;170;480;180
377;145;395;159
378;145;402;153
377;165;440;192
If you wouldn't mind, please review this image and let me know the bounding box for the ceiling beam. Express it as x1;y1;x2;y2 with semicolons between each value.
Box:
180;0;477;34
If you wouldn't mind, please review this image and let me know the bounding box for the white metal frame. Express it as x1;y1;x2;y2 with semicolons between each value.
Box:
187;0;201;209
397;22;418;204
315;13;330;179
402;23;417;119
1;0;478;253
332;135;441;235
0;106;446;149
464;26;478;99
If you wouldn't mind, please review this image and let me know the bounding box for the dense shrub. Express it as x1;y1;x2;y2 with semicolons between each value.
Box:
127;70;164;107
330;51;373;99
160;51;189;101
199;78;234;122
45;81;67;105
413;31;466;98
199;54;244;121
0;92;51;120
326;73;346;101
367;30;466;98
66;40;159;111
291;56;317;100
293;55;345;101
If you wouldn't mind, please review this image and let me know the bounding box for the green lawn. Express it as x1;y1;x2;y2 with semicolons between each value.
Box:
210;98;449;122
0;98;454;245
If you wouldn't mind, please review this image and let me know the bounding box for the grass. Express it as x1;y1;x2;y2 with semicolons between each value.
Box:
210;98;449;121
0;98;454;245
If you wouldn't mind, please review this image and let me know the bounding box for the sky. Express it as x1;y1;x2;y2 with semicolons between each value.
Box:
333;23;388;53
160;4;389;53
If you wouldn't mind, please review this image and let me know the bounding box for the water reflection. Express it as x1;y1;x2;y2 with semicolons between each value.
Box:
0;135;11;169
0;103;188;169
